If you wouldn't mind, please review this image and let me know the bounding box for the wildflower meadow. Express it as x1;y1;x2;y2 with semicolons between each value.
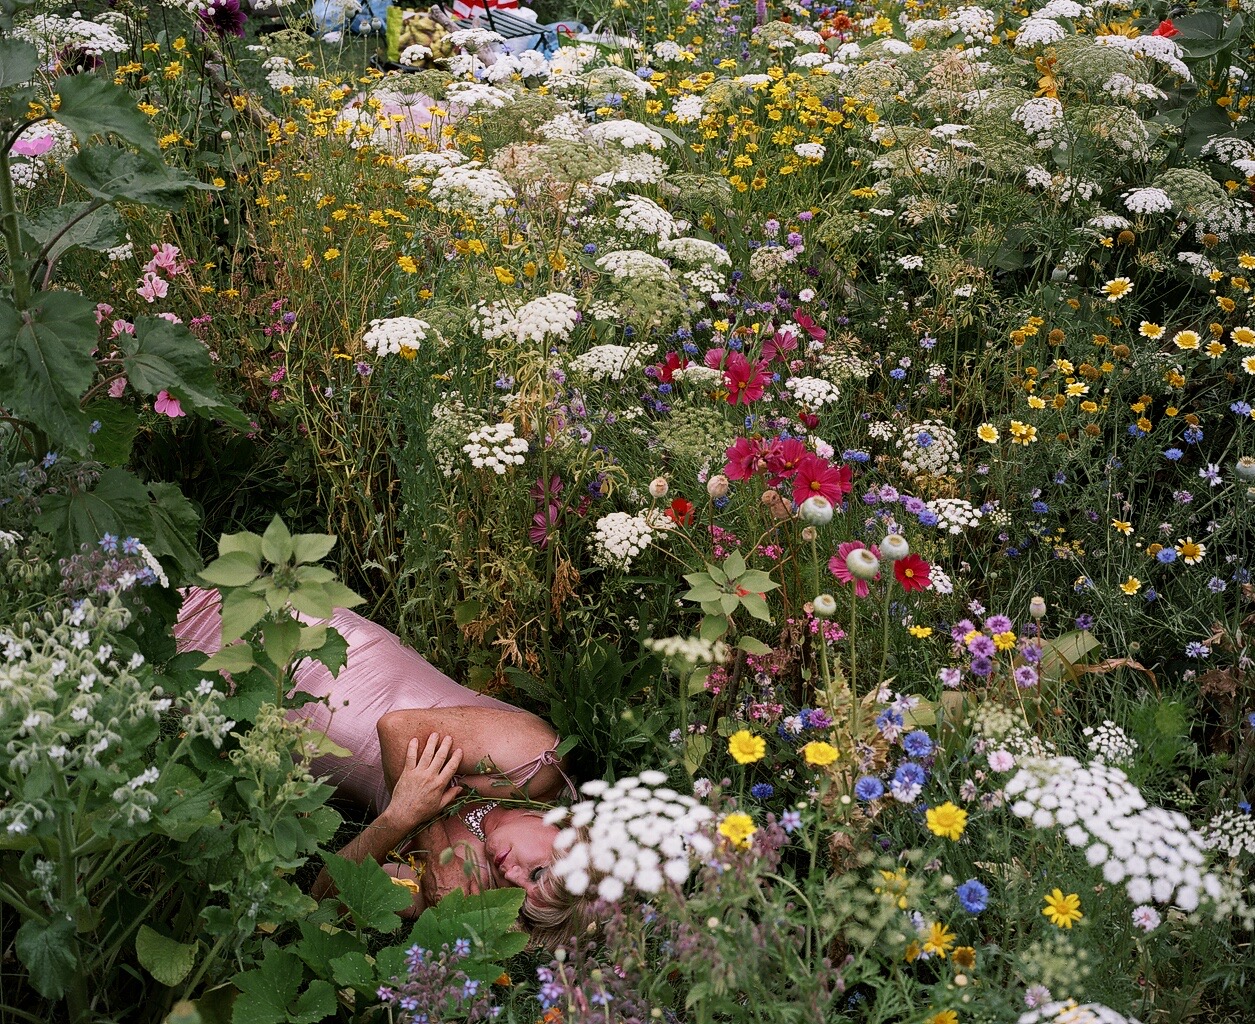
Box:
3;0;1255;1021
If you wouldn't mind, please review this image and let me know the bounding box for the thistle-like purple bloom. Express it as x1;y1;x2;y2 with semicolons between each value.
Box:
198;0;247;38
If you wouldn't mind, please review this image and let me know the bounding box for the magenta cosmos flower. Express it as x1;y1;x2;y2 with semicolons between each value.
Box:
829;541;880;598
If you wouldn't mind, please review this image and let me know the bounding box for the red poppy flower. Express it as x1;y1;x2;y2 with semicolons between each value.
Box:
798;411;820;429
724;352;770;405
723;436;763;481
1151;18;1179;37
791;454;852;506
665;498;694;525
764;437;808;486
893;554;931;592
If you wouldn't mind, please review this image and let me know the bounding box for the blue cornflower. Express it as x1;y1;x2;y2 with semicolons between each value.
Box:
843;449;871;463
1248;712;1255;729
1053;471;1067;485
583;243;597;254
1076;613;1094;630
918;509;940;527
889;367;907;381
893;762;926;788
728;336;743;350
854;776;885;801
1128;424;1147;438
876;708;904;734
780;809;802;833
956;879;989;914
99;533;118;554
1183;425;1203;444
902;730;933;758
658;383;672;394
1208;576;1227;593
920;334;937;350
750;782;775;800
916;431;934;448
89;420;101;434
1232;401;1253;417
1156;548;1177;564
1185;641;1209;659
1164;448;1184;461
1031;501;1049;515
636;66;654;78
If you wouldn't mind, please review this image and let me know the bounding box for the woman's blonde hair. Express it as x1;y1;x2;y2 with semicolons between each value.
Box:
520;822;597;949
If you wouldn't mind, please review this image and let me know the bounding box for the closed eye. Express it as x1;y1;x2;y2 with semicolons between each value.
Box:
529;866;545;883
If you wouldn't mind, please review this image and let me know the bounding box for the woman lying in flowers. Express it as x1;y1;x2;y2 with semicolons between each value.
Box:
174;588;591;946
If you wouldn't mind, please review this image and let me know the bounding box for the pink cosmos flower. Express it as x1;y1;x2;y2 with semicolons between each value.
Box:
762;327;798;364
703;347;727;370
722;436;762;481
829;541;880;598
154;391;185;417
137;271;168;303
790;453;852;506
764;436;807;486
723;352;769;405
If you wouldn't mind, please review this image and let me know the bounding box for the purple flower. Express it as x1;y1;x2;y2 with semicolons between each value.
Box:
893;762;926;788
197;0;247;38
956;879;989;913
939;667;962;689
902;730;933;758
1075;613;1094;631
854;776;885;801
1013;665;1039;688
780;809;802;833
750;782;775;799
969;656;994;677
1185;641;1209;659
966;634;995;659
983;614;1012;633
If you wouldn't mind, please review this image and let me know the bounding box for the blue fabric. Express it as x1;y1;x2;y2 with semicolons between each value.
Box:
311;0;392;35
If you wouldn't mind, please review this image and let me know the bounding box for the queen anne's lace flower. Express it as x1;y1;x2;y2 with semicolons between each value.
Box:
585;119;668;151
1123;187;1172;214
898;420;959;477
1083;721;1138;766
927;498;983;534
1203;810;1255;859
513;293;580;343
362;316;430;356
428;164;515;217
546;770;715;901
1014;17;1068;48
595;249;671;280
570;344;648;382
463;422;528;474
590;512;656;570
614;195;679;240
784;376;841;407
592;153;669;187
1018;1002;1143;1024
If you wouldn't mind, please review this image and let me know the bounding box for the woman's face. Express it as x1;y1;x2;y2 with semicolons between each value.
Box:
482;808;560;900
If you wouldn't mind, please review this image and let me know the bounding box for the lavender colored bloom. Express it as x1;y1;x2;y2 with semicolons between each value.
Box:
902;496;926;514
917;510;940;527
806;708;832;729
1013;665;1039;688
939;667;962;689
1185;641;1209;659
780;809;802;833
902;730;933;758
854;776;885;801
1164;448;1183;461
956;879;989;913
99;533;118;554
969;656;994;677
984;615;1012;634
966;635;996;658
1075;613;1094;631
1207;576;1227;593
889;367;907;381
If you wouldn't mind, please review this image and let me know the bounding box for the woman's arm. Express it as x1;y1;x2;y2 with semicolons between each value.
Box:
377;706;568;802
312;733;463;906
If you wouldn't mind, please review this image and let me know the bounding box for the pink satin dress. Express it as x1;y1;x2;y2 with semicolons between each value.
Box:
173;587;526;814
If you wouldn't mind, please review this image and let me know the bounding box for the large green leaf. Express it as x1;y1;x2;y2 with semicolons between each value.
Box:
136;925;198;987
292;921;364;978
20;200;122;268
0;36;36;87
84;399;140;467
232;949;301;1024
65;146;213;210
146;480;203;579
0;291;97;453
404;887;528;982
321;854;412;933
15;917;77;999
289;980;336;1024
121;317;248;425
53;72;161;157
34;466;152;552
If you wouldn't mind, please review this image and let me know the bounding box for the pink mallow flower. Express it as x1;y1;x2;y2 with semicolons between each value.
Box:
146;242;185;276
154;391;185;417
108;377;128;399
137;271;169;303
12;136;55;158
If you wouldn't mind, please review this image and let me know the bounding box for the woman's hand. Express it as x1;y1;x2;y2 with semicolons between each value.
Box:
379;732;463;831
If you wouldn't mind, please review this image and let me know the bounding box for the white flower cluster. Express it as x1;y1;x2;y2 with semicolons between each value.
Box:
785;376;841;407
462;422;528;474
8;121;76;189
399;150;468;175
643;635;730;665
362;316;430;357
673;365;723;388
1083;721;1138;766
794;142;826;161
927;498;983;534
1095;33;1190;81
1018;1002;1142;1024
1007;756;1219;911
537;111;591;142
513;292;580;344
585;119;668;151
748;244;799;281
592;153;669;188
1012;97;1066;149
1203;810;1255;859
428;164;515;217
614;195;680;240
595;249;671;280
1014;17;1069;49
653;40;684;61
590;511;656;570
671;95;705;124
445;82;514;110
569;344;647;382
1103;73;1165;104
948;5;997;44
262;55;320;92
1123;186;1172;215
545;770;715;901
657;241;726;277
898;419;959;478
112;766;161;826
16;13;128;59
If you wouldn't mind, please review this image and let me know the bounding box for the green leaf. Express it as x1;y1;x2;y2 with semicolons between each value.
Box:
199;644;255;674
722;550;746;578
698;613;728;643
404;888;527;982
304;627;349;677
20;200;122;267
290;980;336;1024
66;146;215;210
136;926;197;987
736;569;779;593
84;399;140;467
718;593;739;616
1039;629;1100;683
232;949;301;1024
262;617;301;671
736;636;771;655
15;917;77;999
121;317;247;424
0;291;97;453
0;36;37;87
220;530;264;560
221;590;267;644
34;466;151;552
321;854;412;932
291;533;337;565
53;73;161;157
261;515;295;564
293;921;364;978
739;592;773;623
329;952;374;990
146;481;202;579
683;733;711;775
200;551;261;588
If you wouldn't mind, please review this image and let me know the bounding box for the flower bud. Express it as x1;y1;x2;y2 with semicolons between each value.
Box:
1029;595;1047;620
801;526;818;542
813;593;837;618
799;494;834;525
649;476;669;498
1236;456;1255;482
846;548;880;580
880;533;910;561
706;474;729;499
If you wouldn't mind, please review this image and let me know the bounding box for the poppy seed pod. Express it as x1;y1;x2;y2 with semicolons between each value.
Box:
799;494;834;525
1029;596;1047;620
649;476;669;498
1236;456;1255;482
813;593;837;618
706;474;729;498
880;534;910;561
846;548;881;580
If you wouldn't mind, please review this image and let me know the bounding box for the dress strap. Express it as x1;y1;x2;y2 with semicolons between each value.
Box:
499;744;578;800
